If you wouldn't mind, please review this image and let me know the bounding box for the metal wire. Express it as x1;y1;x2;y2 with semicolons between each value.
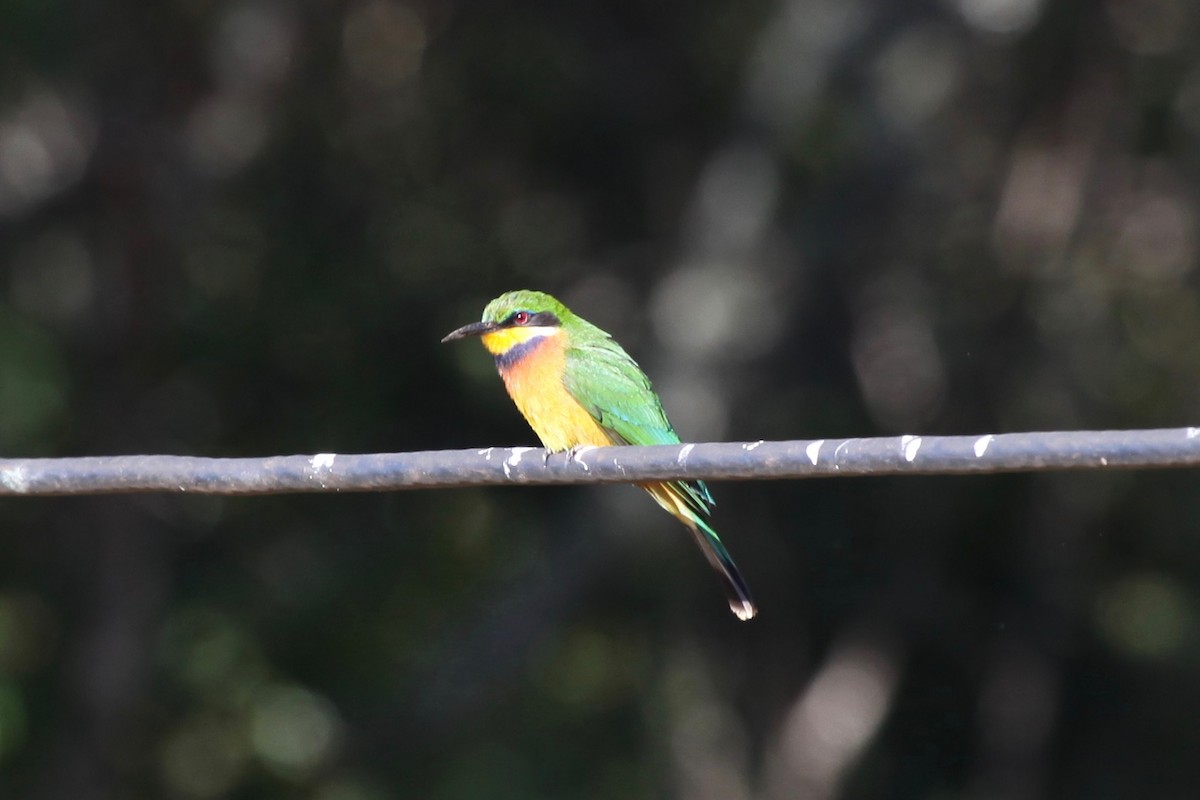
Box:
1;427;1198;496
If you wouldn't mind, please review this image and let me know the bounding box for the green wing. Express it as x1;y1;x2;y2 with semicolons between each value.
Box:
563;337;715;512
563;338;677;446
563;334;754;620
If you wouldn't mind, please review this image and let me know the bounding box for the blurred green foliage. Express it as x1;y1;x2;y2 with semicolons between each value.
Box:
3;0;1200;798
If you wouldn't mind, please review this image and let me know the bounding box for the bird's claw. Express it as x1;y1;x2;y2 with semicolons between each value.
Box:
539;447;585;469
563;445;599;470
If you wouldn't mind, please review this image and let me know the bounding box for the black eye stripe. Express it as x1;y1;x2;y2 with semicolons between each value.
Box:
505;311;560;327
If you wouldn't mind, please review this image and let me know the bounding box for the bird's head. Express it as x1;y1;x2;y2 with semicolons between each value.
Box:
441;290;570;356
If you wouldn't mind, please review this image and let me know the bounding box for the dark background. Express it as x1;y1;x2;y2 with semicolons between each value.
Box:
2;1;1200;798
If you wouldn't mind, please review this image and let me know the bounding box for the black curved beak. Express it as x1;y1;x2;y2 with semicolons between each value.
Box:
441;320;500;343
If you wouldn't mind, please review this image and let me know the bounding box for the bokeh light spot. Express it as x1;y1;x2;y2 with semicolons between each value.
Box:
957;0;1043;36
185;96;269;178
160;608;266;700
1096;572;1194;660
692;143;779;254
851;278;946;428
0;86;94;218
250;684;342;777
213;1;296;92
873;25;964;131
160;713;250;798
651;266;783;360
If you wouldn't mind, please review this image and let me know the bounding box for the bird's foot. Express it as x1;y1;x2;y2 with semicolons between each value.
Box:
565;445;598;467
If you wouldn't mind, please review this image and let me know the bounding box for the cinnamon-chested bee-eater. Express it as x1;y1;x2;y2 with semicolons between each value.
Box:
442;289;756;620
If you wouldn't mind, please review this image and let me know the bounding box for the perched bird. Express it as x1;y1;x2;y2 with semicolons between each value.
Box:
442;289;756;620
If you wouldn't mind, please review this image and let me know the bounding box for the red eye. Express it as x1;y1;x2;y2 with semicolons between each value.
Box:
513;311;530;325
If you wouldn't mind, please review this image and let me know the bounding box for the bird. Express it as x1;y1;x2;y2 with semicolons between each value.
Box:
442;289;756;621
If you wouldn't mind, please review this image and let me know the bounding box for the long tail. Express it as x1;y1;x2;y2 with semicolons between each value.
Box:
642;482;758;621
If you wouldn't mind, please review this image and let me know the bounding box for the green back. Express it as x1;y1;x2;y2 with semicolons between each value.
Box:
562;323;715;513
